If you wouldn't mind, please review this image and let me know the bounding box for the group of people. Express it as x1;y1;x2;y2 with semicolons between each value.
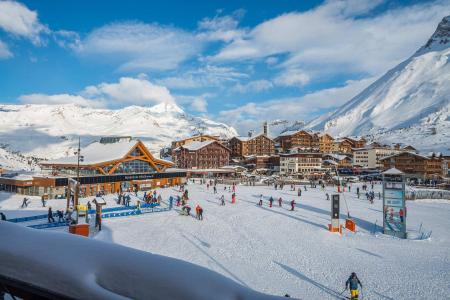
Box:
258;194;296;211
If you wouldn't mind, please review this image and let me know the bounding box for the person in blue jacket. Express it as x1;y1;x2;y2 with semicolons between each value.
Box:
345;272;362;299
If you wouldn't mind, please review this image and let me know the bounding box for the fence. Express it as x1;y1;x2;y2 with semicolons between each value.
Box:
406;189;450;200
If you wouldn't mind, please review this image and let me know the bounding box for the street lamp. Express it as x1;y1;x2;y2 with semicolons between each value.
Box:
74;137;84;207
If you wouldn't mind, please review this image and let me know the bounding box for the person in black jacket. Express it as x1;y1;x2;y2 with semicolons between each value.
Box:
345;272;362;299
48;207;55;223
0;212;6;221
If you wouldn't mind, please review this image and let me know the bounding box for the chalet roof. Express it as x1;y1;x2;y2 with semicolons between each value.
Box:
323;159;338;165
43;139;140;166
173;134;219;143
233;133;270;142
278;129;316;137
378;151;431;161
181;140;215;151
383;168;404;175
323;153;351;161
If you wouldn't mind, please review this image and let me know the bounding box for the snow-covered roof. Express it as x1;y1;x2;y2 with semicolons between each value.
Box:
383;168;404;175
323;153;350;161
181;140;216;151
43;139;139;165
322;159;338;165
233;133;267;141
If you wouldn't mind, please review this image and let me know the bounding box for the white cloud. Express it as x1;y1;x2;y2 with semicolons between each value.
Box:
0;0;49;45
157;65;248;89
53;30;81;51
77;22;201;71
218;77;375;134
19;93;105;108
191;97;208;112
232;79;273;93
273;69;310;87
83;75;175;105
19;75;176;108
0;40;12;58
197;10;245;42
211;0;450;77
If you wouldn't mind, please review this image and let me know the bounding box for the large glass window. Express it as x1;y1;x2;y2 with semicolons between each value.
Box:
113;159;156;174
130;148;143;157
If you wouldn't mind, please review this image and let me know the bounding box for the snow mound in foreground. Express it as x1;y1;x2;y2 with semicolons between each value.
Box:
0;221;283;300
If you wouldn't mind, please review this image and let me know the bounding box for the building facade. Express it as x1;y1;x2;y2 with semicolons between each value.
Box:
353;147;401;169
279;152;323;176
276;130;320;153
379;152;444;179
0;138;185;197
322;154;352;168
228;134;275;158
318;133;334;153
172;141;230;169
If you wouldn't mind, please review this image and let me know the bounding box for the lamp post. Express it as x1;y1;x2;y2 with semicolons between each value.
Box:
74;137;84;207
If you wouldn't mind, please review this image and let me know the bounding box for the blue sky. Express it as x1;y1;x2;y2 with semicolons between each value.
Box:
0;0;449;134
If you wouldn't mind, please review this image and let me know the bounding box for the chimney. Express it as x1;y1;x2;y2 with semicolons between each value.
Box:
263;121;268;136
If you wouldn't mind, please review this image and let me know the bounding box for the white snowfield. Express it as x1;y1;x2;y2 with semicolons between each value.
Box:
0;222;283;300
0;102;237;169
307;16;450;152
1;182;450;299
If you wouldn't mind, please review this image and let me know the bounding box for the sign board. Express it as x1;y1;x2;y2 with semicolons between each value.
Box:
382;170;407;238
331;194;340;228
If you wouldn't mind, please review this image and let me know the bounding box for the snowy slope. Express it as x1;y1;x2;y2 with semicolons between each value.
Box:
307;16;450;152
0;103;237;170
2;182;449;299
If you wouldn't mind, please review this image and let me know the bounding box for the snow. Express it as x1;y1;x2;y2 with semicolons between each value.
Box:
180;140;216;151
0;222;282;300
306;17;450;153
382;168;404;175
0;103;237;171
1;182;450;299
44;139;139;165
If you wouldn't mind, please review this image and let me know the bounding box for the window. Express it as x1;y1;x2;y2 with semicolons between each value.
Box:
113;160;156;174
130;148;143;157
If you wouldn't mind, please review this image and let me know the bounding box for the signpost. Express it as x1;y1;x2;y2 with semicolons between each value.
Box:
382;168;407;239
328;194;342;233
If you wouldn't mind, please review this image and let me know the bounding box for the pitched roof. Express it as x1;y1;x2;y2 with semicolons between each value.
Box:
181;140;215;151
43;139;139;166
383;168;404;175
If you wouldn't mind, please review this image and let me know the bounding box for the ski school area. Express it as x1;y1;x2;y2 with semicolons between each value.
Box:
1;179;449;300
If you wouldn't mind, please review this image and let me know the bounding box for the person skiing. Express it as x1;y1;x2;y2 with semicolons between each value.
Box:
298;189;301;197
278;197;282;207
231;193;236;204
87;201;92;211
48;207;55;223
198;205;203;220
56;210;64;222
0;212;6;221
220;195;225;206
326;193;330;201
345;272;362;300
21;197;29;208
290;199;295;211
183;204;191;216
258;195;263;206
41;195;46;207
213;186;217;194
269;196;273;208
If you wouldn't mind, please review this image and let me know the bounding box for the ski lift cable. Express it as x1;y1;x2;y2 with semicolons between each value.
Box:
334;164;351;218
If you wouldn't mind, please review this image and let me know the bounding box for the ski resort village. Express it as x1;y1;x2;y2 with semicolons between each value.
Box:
1;1;450;300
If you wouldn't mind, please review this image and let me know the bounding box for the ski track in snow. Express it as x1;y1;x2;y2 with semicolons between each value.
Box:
1;182;450;299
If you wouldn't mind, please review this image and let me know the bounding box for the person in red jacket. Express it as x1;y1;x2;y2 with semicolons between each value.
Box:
231;193;236;204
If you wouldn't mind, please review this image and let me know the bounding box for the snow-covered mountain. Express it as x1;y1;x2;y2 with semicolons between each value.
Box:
307;16;450;152
0;103;237;170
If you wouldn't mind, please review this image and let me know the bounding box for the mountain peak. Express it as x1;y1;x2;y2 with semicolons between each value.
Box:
422;15;450;51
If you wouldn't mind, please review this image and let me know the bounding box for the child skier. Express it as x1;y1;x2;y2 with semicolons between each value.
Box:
278;197;282;207
345;272;362;299
269;196;273;208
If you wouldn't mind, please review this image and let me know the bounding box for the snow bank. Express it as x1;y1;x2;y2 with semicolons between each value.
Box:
0;221;284;300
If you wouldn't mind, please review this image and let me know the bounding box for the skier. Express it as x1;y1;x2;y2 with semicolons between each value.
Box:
182;204;191;216
290;199;295;211
21;197;29;208
326;193;330;201
345;272;362;300
278;197;283;207
41;195;46;207
48;207;55;223
231;193;236;204
198;205;203;220
213;186;217;194
56;210;64;222
298;189;302;197
220;195;225;206
0;212;6;221
258;195;263;206
176;195;181;206
269;196;273;208
87;201;92;211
